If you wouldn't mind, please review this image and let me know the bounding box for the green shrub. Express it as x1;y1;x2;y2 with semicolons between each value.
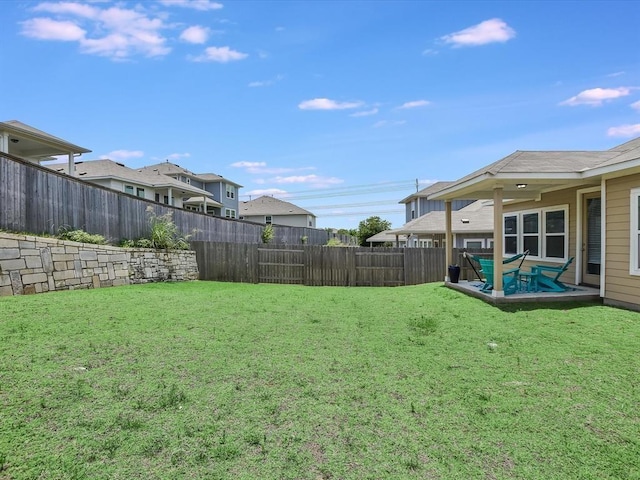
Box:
261;224;274;244
57;227;107;245
146;207;193;250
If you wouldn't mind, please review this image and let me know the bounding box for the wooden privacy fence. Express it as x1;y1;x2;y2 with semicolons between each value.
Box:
0;153;350;246
191;243;484;286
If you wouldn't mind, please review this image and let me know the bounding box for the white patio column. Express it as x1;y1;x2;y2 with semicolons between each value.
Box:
0;132;8;153
203;196;208;214
67;152;74;177
445;200;452;281
168;188;173;206
492;187;504;297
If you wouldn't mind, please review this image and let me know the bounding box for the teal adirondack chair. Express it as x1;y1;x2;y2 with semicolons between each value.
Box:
464;251;528;295
531;257;574;292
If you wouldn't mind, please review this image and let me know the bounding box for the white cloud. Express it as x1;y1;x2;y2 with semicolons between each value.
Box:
21;17;86;41
631;100;640;111
560;87;632;106
398;100;430;109
180;25;209;44
243;188;289;198
248;74;284;87
298;98;363;111
607;71;625;78
33;2;99;18
350;108;379;117
422;48;438;56
607;124;640;137
166;152;191;160
191;45;248;62
231;161;267;168
373;120;406;128
22;3;171;59
101;150;144;160
272;174;343;187
158;0;223;11
441;18;516;47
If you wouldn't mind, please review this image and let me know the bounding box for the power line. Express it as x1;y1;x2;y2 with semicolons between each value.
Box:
239;179;423;201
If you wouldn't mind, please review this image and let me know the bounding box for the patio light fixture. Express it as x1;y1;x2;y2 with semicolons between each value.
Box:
516;183;527;189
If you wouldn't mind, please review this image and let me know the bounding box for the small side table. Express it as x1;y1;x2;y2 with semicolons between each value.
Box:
518;271;538;292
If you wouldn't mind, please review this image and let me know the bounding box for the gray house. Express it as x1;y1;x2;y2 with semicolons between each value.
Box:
139;162;242;218
240;196;316;228
399;181;476;223
393;200;494;248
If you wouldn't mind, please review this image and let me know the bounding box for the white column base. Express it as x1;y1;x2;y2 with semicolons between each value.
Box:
492;290;505;298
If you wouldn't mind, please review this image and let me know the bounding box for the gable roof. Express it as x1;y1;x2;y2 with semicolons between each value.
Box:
140;162;243;187
431;137;640;201
240;196;315;217
49;159;212;196
399;181;455;203
0;120;91;159
393;200;493;235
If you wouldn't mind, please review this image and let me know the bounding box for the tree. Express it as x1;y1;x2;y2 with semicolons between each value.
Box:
356;216;391;246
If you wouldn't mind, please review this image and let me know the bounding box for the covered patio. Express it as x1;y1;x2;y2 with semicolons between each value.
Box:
430;149;615;303
447;279;601;305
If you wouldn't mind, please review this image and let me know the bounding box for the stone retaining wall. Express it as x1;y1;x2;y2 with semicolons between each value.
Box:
0;232;199;296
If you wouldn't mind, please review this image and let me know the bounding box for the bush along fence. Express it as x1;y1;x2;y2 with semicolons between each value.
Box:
190;242;473;286
0;232;198;296
0;153;352;247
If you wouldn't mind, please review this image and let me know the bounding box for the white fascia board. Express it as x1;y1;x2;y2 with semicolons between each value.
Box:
583;158;640;179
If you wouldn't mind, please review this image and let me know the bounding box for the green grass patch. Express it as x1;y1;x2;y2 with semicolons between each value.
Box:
1;282;639;479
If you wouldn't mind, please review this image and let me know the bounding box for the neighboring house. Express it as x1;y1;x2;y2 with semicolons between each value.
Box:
393;200;494;248
140;162;242;218
399;181;476;222
0;120;90;174
430;137;640;311
240;196;316;228
366;230;407;247
49;159;217;209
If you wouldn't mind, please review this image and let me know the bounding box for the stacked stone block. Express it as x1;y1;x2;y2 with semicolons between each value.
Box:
0;232;199;296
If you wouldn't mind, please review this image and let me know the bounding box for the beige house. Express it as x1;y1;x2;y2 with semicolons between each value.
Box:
49;159;217;209
0;120;90;173
431;137;640;311
240;196;316;228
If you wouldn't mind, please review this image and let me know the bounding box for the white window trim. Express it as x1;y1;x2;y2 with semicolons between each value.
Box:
503;204;569;262
225;208;236;219
630;187;640;276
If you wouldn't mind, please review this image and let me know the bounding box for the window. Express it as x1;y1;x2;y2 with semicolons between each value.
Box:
124;185;134;195
225;209;236;219
155;193;160;202
464;239;484;250
522;212;540;256
631;188;640;275
136;187;145;198
265;215;272;225
504;215;518;255
163;195;169;205
226;185;235;199
503;205;567;261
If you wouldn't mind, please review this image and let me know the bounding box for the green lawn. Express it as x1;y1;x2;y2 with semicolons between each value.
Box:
1;282;639;479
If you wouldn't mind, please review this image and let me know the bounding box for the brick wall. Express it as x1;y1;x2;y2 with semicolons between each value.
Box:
0;232;199;296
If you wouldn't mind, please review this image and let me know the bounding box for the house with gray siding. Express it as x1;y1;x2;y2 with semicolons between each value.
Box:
139;162;242;218
240;196;316;228
400;181;476;223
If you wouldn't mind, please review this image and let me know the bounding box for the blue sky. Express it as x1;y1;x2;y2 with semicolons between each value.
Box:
2;0;639;230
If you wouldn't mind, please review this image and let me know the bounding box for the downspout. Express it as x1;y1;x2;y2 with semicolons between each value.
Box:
445;200;452;281
600;177;606;298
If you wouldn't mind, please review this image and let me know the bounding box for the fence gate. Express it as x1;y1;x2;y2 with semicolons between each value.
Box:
355;250;405;286
258;247;305;284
